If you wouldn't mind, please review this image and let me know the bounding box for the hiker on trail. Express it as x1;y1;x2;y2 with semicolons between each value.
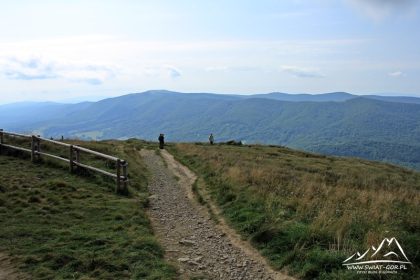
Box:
158;134;165;149
209;133;214;145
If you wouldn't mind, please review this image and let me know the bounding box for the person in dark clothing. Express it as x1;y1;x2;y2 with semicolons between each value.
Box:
158;134;165;149
209;133;214;145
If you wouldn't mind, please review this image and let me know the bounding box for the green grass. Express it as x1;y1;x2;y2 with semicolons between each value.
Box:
169;143;420;280
0;139;177;280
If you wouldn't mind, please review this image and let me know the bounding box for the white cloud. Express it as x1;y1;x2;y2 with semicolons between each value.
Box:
1;35;412;102
164;65;182;78
0;56;115;85
281;66;324;78
143;65;182;79
388;71;403;77
1;57;57;80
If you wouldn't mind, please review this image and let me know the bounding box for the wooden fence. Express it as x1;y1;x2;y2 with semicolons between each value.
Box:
0;129;128;193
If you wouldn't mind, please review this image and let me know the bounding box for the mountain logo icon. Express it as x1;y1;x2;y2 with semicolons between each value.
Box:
343;237;412;266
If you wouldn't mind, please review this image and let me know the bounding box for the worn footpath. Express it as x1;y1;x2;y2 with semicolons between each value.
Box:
141;149;294;280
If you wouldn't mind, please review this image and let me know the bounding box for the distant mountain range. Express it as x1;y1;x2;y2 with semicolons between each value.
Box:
254;91;420;104
1;90;420;170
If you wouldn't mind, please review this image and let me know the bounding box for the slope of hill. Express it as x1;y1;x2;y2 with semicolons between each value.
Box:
169;143;420;279
364;95;420;104
250;92;355;102
1;90;420;169
0;101;92;129
250;92;420;104
0;140;177;279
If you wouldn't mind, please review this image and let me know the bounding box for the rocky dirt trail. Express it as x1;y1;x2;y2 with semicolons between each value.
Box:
141;149;294;280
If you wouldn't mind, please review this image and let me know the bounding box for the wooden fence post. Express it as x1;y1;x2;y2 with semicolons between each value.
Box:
116;159;121;193
75;149;80;163
0;129;3;154
69;145;74;172
122;160;128;193
31;135;36;162
36;136;41;160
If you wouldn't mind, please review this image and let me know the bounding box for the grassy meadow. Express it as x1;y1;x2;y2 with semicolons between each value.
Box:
169;143;420;279
0;138;177;279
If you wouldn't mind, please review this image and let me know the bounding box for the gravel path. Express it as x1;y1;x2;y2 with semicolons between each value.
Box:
141;149;294;280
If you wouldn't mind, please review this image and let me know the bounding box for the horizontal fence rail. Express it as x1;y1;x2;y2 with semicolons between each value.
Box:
0;129;128;193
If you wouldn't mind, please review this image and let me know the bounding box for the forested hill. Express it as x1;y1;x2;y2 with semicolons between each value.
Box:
1;90;419;169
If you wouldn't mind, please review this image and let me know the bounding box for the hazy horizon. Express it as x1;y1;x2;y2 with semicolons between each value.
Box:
1;1;419;104
1;89;420;106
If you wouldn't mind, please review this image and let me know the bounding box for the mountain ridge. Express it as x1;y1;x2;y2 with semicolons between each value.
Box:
2;90;420;107
1;90;419;170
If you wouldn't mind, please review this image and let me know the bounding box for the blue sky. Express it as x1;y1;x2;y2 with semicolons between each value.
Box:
0;0;419;103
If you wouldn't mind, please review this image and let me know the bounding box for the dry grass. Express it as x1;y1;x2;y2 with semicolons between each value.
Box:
170;143;420;279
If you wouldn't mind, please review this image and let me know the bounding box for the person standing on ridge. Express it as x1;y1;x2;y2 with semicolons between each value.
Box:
158;133;165;149
209;133;214;145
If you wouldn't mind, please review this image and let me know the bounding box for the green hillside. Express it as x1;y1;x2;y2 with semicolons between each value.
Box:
1;137;419;279
1;91;420;170
0;140;176;279
169;143;420;279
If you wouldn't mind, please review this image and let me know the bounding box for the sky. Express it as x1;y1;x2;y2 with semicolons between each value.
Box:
0;0;419;104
